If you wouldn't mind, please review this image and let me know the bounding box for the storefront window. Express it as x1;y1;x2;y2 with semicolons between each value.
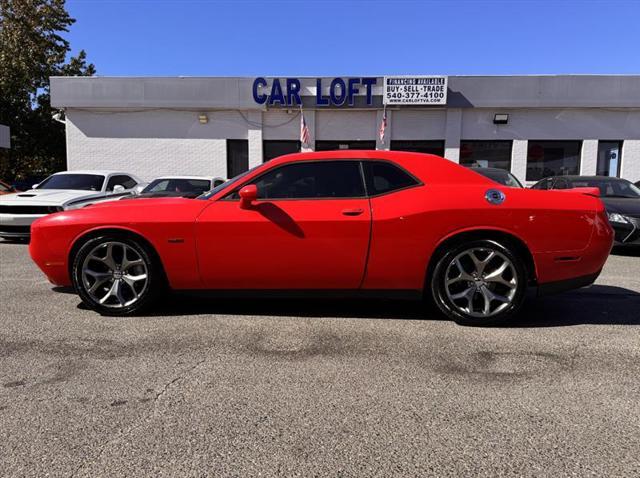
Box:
597;141;622;177
227;140;249;178
315;141;376;151
459;141;512;170
390;140;444;156
526;140;581;181
263;140;301;162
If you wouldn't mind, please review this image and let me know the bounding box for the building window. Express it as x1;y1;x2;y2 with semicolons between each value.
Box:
263;140;301;162
459;141;512;170
315;140;376;151
390;140;445;156
597;141;622;177
227;140;249;178
526;140;581;181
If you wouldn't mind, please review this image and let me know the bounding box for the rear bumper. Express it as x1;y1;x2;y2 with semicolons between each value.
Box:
537;270;601;296
533;209;613;287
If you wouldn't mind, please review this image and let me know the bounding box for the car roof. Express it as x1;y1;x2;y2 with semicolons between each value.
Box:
52;170;131;176
150;176;215;181
548;175;627;181
266;150;490;185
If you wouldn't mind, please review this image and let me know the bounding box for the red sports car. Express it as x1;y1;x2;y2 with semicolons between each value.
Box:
29;151;613;325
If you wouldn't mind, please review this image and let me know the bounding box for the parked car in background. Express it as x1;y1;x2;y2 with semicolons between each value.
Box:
29;151;613;326
469;167;523;188
531;175;640;245
0;179;19;195
124;176;226;200
0;170;141;240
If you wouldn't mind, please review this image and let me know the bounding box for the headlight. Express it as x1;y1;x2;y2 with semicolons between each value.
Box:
607;212;630;224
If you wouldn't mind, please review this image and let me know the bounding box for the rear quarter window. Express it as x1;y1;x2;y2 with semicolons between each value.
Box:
363;161;419;196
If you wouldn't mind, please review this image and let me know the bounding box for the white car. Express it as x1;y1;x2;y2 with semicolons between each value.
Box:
125;176;226;199
0;170;141;240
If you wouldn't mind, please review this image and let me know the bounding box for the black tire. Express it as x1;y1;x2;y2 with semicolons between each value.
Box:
429;239;527;326
71;234;164;316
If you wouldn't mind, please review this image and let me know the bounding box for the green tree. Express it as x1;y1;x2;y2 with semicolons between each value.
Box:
0;0;95;181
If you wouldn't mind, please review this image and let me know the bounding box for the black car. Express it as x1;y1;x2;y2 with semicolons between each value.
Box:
531;175;640;245
469;167;524;188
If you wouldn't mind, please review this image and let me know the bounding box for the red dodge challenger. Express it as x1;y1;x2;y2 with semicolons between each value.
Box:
29;151;613;325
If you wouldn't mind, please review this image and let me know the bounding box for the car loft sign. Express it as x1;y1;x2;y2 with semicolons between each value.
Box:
252;76;448;107
253;77;378;107
383;76;448;105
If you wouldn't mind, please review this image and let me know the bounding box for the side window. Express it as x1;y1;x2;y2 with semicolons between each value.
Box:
238;161;365;200
532;178;550;190
363;161;419;195
107;175;137;191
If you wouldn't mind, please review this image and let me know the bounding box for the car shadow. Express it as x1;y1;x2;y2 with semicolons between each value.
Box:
142;295;430;321
60;284;638;327
611;245;640;257
514;285;640;327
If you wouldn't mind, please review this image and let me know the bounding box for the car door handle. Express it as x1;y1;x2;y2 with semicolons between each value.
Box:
342;208;364;216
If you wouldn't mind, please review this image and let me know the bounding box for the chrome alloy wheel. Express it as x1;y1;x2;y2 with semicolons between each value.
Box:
444;247;518;318
81;241;149;308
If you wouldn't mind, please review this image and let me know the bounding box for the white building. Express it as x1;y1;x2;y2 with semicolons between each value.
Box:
50;75;640;185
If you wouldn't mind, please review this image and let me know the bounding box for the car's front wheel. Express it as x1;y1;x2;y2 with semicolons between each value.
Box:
72;234;162;316
430;239;527;326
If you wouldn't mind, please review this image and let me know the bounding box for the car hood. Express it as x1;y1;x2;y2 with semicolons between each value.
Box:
86;196;203;210
0;189;105;206
132;192;200;199
600;197;640;216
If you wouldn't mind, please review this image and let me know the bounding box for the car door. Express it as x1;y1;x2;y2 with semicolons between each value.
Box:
195;160;372;289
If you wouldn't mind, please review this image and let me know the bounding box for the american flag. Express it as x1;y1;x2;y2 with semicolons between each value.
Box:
300;111;310;146
379;109;387;143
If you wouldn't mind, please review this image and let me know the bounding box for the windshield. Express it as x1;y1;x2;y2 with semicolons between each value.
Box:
198;164;263;200
473;169;523;188
143;178;211;194
37;174;105;191
568;178;640;198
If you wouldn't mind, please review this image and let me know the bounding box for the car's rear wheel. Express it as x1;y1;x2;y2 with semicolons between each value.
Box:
72;234;162;316
430;239;527;326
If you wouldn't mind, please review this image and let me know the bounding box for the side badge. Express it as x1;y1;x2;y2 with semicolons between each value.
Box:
485;189;506;205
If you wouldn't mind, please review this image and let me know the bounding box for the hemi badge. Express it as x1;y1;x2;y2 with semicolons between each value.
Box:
168;238;184;244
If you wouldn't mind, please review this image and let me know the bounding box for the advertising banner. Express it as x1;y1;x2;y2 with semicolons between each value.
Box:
383;76;448;105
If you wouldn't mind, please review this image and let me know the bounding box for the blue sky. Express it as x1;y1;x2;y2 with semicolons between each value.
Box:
66;0;640;76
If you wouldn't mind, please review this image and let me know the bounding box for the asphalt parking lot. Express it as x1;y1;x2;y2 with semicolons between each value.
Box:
0;242;639;477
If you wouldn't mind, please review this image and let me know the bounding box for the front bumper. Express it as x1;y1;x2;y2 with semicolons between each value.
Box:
0;213;46;238
612;216;640;245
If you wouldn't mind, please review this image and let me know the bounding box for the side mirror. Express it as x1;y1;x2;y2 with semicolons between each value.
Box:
32;183;39;189
112;185;126;194
239;184;258;209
